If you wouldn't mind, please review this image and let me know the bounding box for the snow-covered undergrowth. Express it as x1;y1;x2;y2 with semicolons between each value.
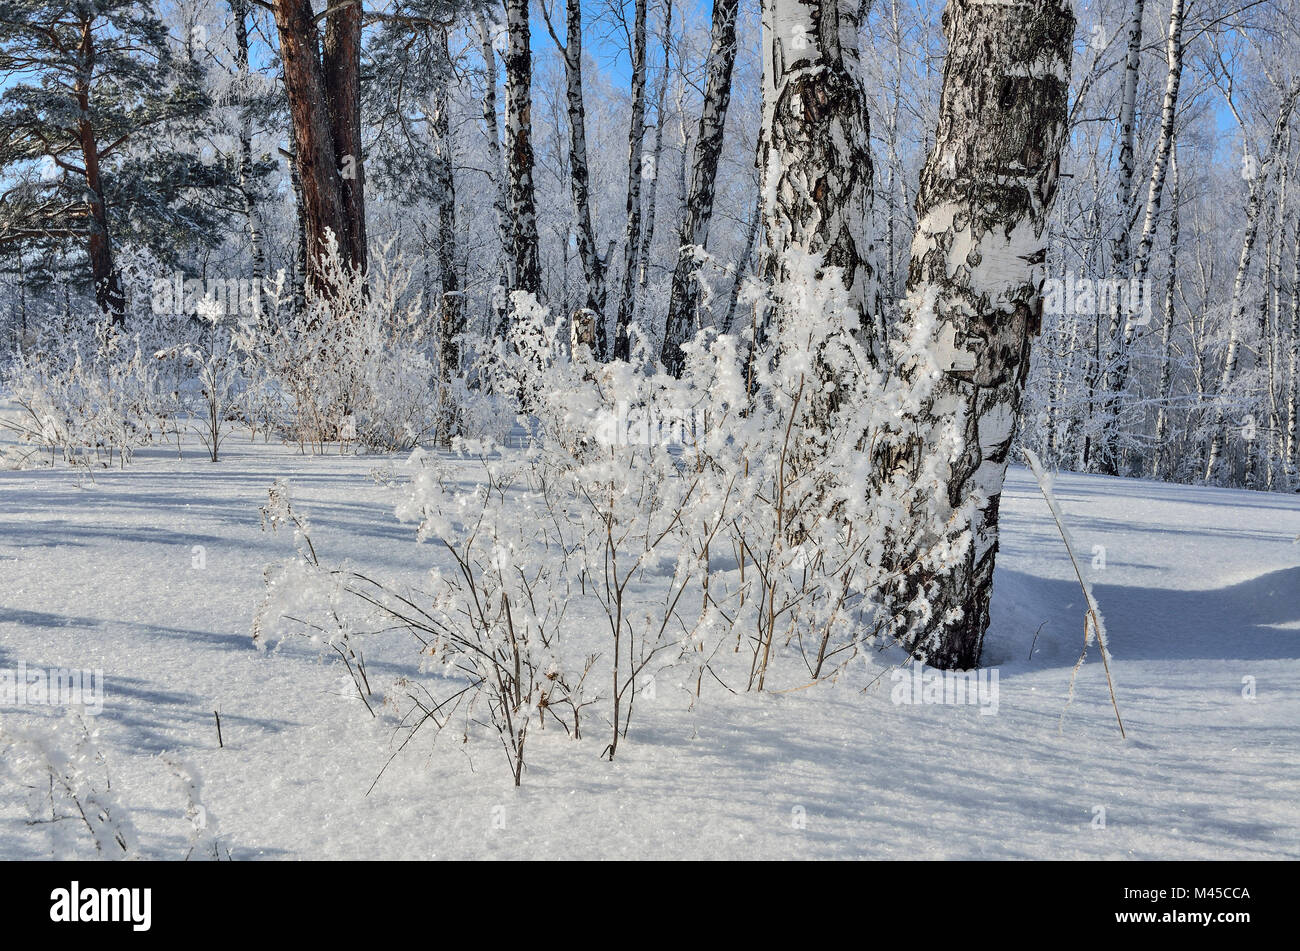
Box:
1;396;1298;857
4;253;1300;854
0;241;459;471
248;254;982;787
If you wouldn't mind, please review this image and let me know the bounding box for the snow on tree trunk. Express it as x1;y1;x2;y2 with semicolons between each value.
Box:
758;0;880;356
612;0;649;362
1262;139;1288;490
636;1;675;305
431;27;462;409
1132;0;1184;287
1289;217;1300;482
1108;0;1185;476
660;0;739;375
895;0;1074;669
505;0;542;297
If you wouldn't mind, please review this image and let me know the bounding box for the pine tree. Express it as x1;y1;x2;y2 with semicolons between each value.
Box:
0;0;212;322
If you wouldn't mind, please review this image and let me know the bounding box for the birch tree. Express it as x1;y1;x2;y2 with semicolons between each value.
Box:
612;0;649;361
758;0;880;356
231;0;265;280
894;0;1074;668
1288;214;1299;480
660;0;740;375
506;0;542;297
1204;78;1300;483
636;0;675;306
1152;150;1179;479
475;10;514;332
1095;0;1185;475
430;26;462;397
542;0;610;355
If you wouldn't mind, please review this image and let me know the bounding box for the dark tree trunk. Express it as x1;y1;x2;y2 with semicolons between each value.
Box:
612;0;649;362
660;0;739;375
271;0;364;285
75;20;124;323
272;0;347;284
322;0;366;272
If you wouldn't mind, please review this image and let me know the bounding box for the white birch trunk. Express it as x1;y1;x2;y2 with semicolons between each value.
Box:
896;0;1074;668
1204;79;1300;482
759;0;881;355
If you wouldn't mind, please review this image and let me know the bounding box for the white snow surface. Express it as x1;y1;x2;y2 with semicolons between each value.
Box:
1;426;1298;860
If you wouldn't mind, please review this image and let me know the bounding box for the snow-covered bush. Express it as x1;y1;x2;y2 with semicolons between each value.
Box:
3;321;164;468
253;250;973;785
161;754;231;861
253;479;380;715
0;710;233;859
0;710;139;859
156;299;244;462
241;238;445;454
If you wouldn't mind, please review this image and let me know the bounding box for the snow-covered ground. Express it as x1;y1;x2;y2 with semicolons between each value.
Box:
1;424;1297;860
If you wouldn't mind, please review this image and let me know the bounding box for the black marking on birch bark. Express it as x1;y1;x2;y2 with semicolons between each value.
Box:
894;0;1074;670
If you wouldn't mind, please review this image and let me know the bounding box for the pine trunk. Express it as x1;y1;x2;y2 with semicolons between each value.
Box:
322;1;366;272
272;0;348;285
74;20;125;322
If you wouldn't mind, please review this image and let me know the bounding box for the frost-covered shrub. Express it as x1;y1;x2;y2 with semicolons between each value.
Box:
3;321;164;468
0;710;232;860
242;238;445;454
253;250;972;786
0;710;138;859
253;473;600;785
156;299;244;462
